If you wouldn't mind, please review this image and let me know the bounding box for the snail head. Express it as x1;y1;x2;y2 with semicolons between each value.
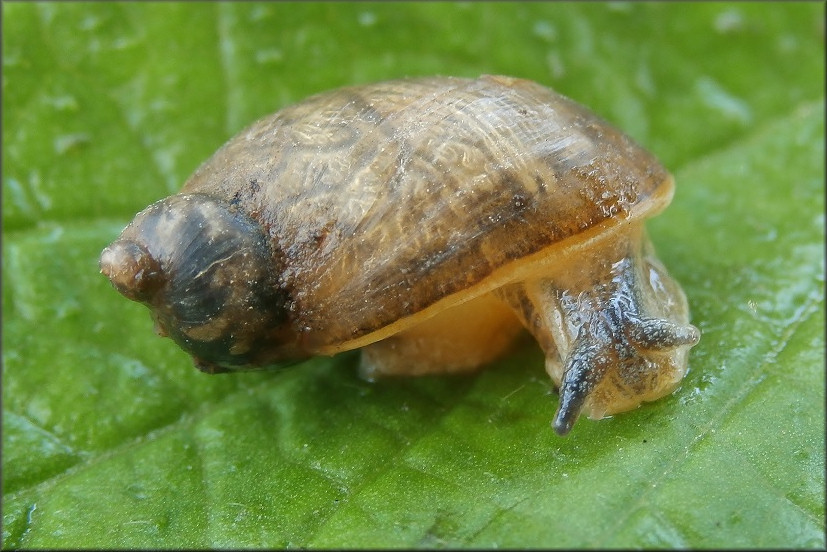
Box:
552;316;700;436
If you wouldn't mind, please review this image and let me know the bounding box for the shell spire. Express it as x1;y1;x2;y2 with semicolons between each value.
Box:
99;239;164;303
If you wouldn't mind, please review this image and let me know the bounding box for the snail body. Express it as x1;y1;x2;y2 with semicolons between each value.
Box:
101;75;699;435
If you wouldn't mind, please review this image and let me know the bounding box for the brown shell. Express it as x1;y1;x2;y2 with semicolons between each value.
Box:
181;75;673;352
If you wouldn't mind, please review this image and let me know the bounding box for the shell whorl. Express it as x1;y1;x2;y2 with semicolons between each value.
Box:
181;75;673;349
100;193;300;370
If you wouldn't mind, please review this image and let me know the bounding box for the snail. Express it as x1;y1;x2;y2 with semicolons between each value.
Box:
100;74;700;436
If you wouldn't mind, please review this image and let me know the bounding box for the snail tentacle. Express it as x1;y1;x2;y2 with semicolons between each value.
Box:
552;332;609;436
625;317;701;351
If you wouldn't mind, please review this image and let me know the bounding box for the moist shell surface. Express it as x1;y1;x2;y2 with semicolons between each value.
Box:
182;75;672;349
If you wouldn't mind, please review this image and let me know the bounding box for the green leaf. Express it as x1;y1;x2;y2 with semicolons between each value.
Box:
3;2;823;548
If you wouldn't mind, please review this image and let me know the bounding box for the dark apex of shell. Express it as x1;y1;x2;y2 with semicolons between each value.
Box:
100;193;302;371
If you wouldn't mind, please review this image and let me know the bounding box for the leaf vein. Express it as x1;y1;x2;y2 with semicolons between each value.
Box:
593;290;822;546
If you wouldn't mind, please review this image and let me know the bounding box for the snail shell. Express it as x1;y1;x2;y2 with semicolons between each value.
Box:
101;75;700;435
